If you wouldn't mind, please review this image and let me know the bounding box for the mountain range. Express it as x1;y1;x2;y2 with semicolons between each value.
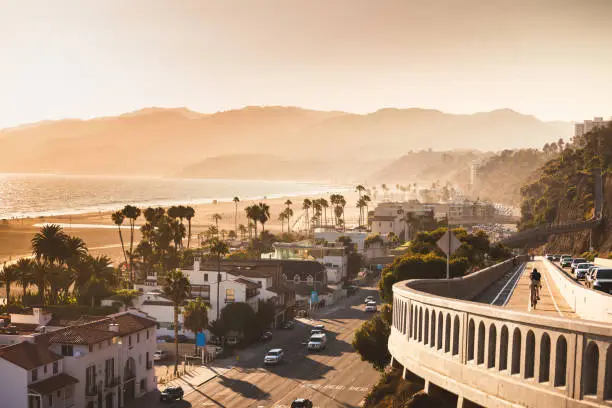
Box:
0;106;572;181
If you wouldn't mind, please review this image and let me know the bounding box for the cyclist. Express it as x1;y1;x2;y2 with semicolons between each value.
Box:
529;268;542;308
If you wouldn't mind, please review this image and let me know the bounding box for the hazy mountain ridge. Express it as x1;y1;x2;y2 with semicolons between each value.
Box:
0;106;571;178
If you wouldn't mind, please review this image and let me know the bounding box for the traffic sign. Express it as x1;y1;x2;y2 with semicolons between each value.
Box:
196;332;206;347
436;230;462;256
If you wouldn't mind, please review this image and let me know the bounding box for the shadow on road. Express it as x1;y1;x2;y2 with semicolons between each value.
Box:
218;375;271;400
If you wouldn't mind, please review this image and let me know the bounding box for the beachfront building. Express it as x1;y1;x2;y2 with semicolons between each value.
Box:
313;229;368;252
0;310;157;408
370;201;435;239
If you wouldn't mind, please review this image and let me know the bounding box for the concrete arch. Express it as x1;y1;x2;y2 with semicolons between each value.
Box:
403;302;407;334
583;342;599;396
555;335;567;387
539;333;551;383
511;328;521;375
444;314;451;353
430;310;437;348
604;345;612;400
488;324;497;369
424;309;430;345
452;315;460;356
499;325;509;371
411;305;416;339
468;319;476;361
437;311;444;350
477;321;486;365
525;330;535;379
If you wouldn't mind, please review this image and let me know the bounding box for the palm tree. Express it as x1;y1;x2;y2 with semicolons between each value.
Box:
211;213;222;236
114;289;139;310
320;199;329;226
238;224;247;240
183;297;209;354
312;200;323;228
184;206;195;249
356;197;366;227
233;197;240;234
122;205;141;273
302;199;312;233
257;203;270;232
0;264;18;304
111;211;129;268
206;238;229;321
362;194;372;226
31;224;69;266
278;211;287;233
284;200;292;232
162;269;191;375
31;260;48;303
339;196;347;231
356;185;366;199
14;258;33;296
245;205;260;237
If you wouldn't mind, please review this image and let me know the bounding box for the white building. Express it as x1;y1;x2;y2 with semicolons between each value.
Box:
574;116;612;139
313;230;368;252
370;201;434;238
0;310;157;408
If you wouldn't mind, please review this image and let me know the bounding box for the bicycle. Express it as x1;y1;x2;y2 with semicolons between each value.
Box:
530;280;541;309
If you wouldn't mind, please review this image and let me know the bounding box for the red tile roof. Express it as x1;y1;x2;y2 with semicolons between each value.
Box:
29;373;79;395
0;341;62;370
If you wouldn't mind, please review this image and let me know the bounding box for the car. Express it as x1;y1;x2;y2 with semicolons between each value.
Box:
552;255;561;261
160;386;184;402
570;258;587;272
585;266;599;288
156;335;173;343
153;350;168;361
574;263;593;280
307;333;327;351
280;320;295;329
561;258;574;268
259;330;273;341
313;324;324;331
291;398;314;408
365;301;377;312
226;336;239;346
591;268;612;294
546;254;554;261
264;348;284;365
364;296;375;304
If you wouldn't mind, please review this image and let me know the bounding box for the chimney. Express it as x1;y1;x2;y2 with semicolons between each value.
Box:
108;323;119;333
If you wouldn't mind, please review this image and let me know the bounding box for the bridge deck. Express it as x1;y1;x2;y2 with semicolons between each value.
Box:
504;260;577;318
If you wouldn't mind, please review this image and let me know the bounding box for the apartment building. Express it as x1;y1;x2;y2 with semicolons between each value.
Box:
0;310;157;408
574;116;612;140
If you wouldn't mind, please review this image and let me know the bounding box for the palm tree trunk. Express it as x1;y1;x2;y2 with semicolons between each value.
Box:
187;220;192;249
117;226;129;271
174;306;179;375
5;282;10;305
129;220;135;281
234;204;238;236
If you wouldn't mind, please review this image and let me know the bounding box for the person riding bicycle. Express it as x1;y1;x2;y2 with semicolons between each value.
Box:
530;268;542;303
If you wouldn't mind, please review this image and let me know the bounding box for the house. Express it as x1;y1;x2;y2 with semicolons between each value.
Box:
0;310;157;408
313;230;368;252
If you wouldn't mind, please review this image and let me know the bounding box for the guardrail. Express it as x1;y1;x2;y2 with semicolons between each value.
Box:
389;258;612;407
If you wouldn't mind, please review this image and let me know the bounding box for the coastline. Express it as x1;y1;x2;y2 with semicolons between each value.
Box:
0;191;361;265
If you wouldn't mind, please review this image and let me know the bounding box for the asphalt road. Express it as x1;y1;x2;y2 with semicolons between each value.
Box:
134;286;381;408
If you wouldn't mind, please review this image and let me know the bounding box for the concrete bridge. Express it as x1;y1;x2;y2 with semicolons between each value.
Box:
388;256;612;407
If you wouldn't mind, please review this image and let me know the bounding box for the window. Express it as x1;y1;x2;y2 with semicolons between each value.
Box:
31;368;38;382
128;336;132;346
137;333;140;343
44;365;47;374
204;273;208;281
225;288;235;303
53;361;59;374
147;329;150;340
104;358;115;386
86;365;96;392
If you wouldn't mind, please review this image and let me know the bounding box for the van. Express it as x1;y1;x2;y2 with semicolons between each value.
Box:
307;333;327;351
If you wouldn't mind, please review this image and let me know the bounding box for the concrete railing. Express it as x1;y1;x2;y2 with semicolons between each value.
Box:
541;257;612;323
389;261;612;408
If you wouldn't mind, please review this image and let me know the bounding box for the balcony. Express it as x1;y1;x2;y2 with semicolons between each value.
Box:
105;376;120;388
124;371;136;381
146;360;153;370
85;384;98;396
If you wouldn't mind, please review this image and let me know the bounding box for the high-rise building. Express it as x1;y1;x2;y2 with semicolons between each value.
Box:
574;116;612;139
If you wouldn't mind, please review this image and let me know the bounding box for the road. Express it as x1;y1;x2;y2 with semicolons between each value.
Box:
130;286;380;408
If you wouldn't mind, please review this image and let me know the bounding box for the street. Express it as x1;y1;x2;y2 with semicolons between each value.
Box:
131;286;380;408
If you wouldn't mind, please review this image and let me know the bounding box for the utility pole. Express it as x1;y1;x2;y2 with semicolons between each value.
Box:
446;212;451;279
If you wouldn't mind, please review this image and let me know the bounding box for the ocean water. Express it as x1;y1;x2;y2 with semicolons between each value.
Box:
0;173;347;220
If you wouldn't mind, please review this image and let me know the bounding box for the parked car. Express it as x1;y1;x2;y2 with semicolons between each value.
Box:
586;266;599;288
291;399;314;408
259;331;273;342
546;254;554;261
313;324;325;331
553;255;561;261
561;257;573;268
226;336;239;346
264;348;284;365
574;263;593;280
307;333;327;351
364;296;375;304
365;301;377;312
590;268;612;294
570;258;587;272
280;320;295;330
160;386;184;402
153;350;168;361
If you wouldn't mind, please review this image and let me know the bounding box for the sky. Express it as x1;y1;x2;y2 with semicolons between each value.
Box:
0;0;611;128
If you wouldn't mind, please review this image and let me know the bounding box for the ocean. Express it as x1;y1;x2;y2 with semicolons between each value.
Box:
0;173;347;220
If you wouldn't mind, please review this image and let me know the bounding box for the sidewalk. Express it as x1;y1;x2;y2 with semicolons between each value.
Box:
161;364;231;394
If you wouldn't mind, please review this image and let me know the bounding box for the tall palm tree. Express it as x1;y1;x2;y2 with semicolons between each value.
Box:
211;213;222;236
0;264;18;304
233;197;240;234
245;205;260;238
312;200;323;228
162;269;191;375
238;224;247;240
183;297;209;354
206;238;228;321
111;211;129;268
356;197;366;227
31;224;69;266
31;260;48;304
320;199;329;226
257;203;270;232
339;196;347;231
184;206;195;249
278;211;286;233
14;258;33;296
284;200;292;232
302;199;312;233
355;185;366;199
362;194;372;227
122;205;141;272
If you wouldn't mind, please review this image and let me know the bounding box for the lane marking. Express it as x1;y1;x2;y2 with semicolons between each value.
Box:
541;264;563;317
491;263;525;305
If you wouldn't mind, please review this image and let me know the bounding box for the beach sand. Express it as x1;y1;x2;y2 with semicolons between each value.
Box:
0;192;362;265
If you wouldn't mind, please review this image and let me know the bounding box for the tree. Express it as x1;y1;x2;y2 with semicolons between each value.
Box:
162;269;191;375
257;203;270;232
122;205;141;276
183;297;209;354
352;309;391;371
211;213;222;235
245;205;260;237
238;224;247;240
355;184;366;199
302;199;312;233
111;211;129;269
278;211;287;233
114;289;139;309
320;199;329;226
0;264;18;304
31;224;69;266
14;258;33;296
184;206;195;249
284;200;292;232
206;238;229;321
220;302;257;341
255;300;275;331
233;197;240;234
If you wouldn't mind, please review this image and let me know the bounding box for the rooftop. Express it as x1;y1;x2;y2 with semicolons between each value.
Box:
0;341;62;370
29;373;79;395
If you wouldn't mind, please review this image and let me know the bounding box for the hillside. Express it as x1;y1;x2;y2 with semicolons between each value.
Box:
0;106;571;179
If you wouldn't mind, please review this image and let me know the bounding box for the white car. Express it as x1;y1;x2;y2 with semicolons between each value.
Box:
365;301;377;312
364;296;374;304
153;350;168;361
307;333;327;351
264;348;284;365
574;263;593;280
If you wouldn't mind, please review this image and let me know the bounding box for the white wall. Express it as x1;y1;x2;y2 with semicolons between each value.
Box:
542;257;612;322
119;327;157;398
0;358;27;408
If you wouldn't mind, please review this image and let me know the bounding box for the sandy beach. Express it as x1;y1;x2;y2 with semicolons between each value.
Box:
0;192;362;265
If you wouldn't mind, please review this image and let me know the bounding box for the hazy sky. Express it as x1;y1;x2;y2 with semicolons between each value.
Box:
1;0;611;128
